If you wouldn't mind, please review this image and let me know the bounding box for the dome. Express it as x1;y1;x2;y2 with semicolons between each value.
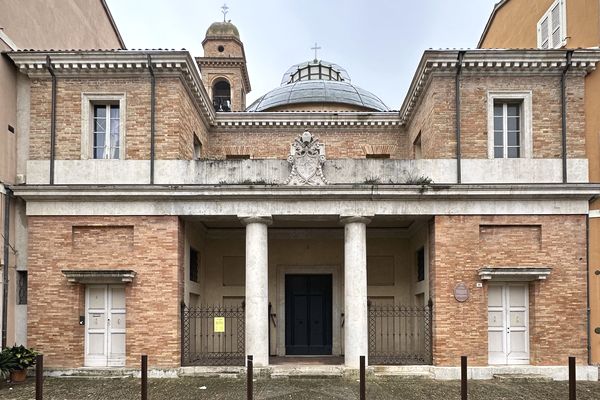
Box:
205;21;240;39
246;59;389;112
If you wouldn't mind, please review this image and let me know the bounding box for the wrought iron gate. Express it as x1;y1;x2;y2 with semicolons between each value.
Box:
181;302;245;366
368;300;433;365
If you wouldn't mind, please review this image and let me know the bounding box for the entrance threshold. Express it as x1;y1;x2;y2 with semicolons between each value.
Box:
270;356;343;366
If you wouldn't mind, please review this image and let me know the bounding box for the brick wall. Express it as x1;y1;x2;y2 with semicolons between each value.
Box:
460;74;586;159
29;76;207;161
406;75;456;159
27;216;183;368
431;215;587;366
204;125;408;159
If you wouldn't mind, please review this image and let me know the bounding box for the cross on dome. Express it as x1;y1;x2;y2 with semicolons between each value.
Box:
311;42;322;61
221;3;229;22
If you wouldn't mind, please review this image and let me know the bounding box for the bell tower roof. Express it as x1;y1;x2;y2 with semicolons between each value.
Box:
205;21;240;40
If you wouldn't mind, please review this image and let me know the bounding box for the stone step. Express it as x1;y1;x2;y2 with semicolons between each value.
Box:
493;373;552;382
270;367;345;379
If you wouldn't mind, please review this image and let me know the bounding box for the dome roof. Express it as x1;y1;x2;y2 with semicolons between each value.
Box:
205;21;240;39
246;80;389;112
247;59;389;112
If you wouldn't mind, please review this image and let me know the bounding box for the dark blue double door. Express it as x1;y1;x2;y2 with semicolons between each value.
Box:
285;274;332;355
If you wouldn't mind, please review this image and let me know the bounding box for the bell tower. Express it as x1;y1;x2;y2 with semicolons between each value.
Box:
196;7;251;112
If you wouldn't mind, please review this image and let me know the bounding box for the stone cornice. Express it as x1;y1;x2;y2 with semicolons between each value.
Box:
7;50;216;126
399;49;600;126
10;183;600;202
214;111;401;127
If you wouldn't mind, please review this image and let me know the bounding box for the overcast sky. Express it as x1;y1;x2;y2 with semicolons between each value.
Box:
106;0;499;110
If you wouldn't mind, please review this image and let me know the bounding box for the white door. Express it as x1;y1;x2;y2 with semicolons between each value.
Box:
85;285;126;367
488;284;529;365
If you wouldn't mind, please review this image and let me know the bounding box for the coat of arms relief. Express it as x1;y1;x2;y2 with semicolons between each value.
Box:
286;130;328;185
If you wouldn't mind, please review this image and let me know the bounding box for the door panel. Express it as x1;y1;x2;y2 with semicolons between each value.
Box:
488;284;529;365
285;274;332;355
85;285;126;367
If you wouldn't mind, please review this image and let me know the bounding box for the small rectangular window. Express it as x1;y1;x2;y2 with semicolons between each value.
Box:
93;104;120;159
17;271;27;305
416;248;425;282
193;135;203;160
190;248;199;283
226;154;250;160
366;153;390;159
413;132;422;159
493;100;522;159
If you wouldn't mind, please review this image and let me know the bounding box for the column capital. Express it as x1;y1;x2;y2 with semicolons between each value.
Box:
239;215;273;226
339;215;372;225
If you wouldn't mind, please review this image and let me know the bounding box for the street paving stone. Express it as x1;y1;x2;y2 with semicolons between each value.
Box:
0;377;599;399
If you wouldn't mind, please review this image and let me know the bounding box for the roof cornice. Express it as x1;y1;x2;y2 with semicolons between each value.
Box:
214;111;400;127
7;50;216;125
399;49;600;126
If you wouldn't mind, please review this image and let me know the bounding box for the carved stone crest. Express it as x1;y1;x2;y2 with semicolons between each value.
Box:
285;130;328;185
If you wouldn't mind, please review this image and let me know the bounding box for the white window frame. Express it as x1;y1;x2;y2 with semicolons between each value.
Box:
81;93;126;160
537;0;567;49
487;91;533;159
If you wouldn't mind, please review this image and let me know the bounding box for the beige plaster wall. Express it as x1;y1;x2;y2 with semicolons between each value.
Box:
0;0;123;50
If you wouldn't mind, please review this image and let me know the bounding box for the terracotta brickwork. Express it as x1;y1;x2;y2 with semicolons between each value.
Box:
204;125;407;159
27;216;183;368
430;215;588;366
29;77;207;161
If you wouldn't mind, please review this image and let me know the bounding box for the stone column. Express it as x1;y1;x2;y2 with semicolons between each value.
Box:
240;216;272;367
341;215;371;368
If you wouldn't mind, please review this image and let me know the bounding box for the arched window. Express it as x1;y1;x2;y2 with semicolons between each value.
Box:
212;80;231;112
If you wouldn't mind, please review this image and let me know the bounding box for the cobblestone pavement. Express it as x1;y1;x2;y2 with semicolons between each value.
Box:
0;377;599;399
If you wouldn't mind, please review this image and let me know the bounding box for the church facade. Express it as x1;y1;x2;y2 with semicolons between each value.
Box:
5;19;600;376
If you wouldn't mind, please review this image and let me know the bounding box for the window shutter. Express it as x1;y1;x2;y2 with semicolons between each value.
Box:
551;2;561;47
539;17;549;49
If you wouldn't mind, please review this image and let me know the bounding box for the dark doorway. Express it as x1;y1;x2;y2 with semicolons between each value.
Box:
285;274;332;355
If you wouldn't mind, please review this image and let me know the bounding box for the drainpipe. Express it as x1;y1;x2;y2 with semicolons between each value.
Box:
45;56;57;185
561;50;573;183
148;54;156;185
586;215;591;365
1;186;11;348
455;51;465;184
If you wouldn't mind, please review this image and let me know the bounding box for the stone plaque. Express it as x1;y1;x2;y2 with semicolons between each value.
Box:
454;282;469;302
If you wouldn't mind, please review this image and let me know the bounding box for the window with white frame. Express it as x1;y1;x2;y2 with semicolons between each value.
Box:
487;92;532;159
537;0;566;49
93;104;120;159
81;93;126;160
493;101;522;158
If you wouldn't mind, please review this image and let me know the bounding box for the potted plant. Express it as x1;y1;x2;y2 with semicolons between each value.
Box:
6;345;38;382
0;349;17;380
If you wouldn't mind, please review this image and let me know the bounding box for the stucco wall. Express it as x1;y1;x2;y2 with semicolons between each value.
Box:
0;0;123;50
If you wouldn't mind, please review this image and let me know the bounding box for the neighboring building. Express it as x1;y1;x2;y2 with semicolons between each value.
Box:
478;0;600;364
4;14;600;378
0;0;124;348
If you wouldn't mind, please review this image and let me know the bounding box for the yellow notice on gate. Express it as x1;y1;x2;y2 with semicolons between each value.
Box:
214;317;225;333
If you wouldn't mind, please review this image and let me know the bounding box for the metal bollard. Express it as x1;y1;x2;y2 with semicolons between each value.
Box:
359;355;366;400
569;356;576;400
247;355;253;400
461;356;467;400
35;354;43;400
141;355;148;400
